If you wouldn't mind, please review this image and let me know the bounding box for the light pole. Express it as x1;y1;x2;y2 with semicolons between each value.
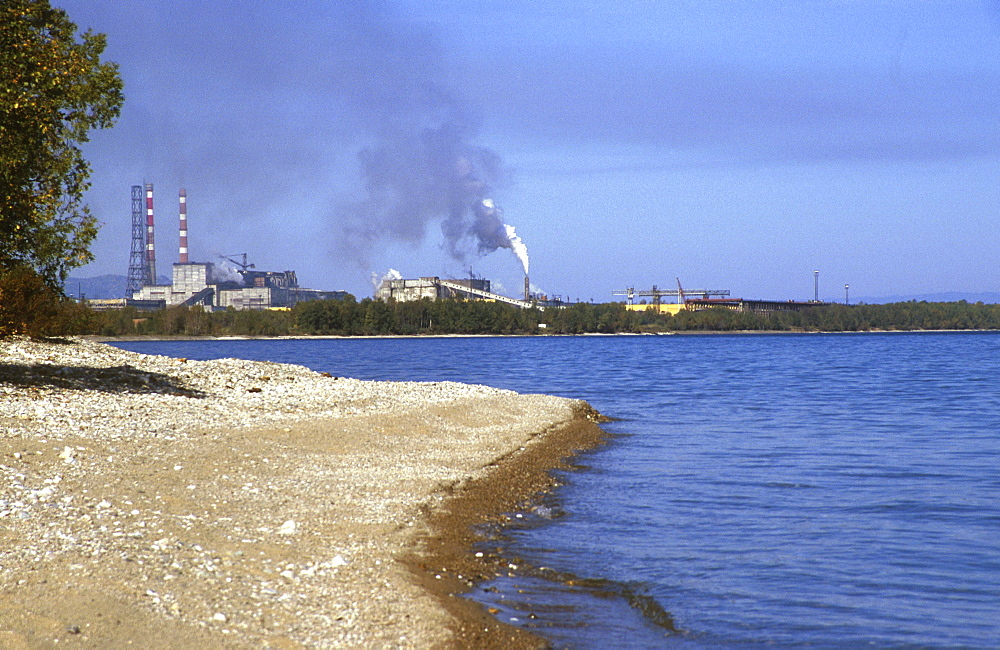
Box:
845;283;850;305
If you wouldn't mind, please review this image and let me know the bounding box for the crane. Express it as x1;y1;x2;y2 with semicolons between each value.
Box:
219;253;255;271
612;279;730;307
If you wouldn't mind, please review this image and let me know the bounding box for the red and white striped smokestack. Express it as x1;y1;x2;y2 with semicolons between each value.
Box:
178;188;188;263
145;183;157;282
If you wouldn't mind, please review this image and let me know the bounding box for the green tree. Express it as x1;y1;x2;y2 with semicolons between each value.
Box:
1;0;123;288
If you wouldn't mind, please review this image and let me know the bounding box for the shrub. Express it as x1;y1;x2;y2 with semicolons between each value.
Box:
0;265;66;337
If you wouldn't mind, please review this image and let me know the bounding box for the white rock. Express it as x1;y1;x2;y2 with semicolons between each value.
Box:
277;519;297;535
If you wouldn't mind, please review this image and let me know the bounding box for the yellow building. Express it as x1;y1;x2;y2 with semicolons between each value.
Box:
625;298;825;315
625;303;688;315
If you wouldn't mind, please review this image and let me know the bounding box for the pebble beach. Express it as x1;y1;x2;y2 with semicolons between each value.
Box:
0;337;605;648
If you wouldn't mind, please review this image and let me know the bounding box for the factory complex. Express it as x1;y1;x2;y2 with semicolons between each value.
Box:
117;184;828;315
373;275;825;313
130;261;346;311
373;274;560;309
124;185;346;311
612;281;827;315
623;298;825;315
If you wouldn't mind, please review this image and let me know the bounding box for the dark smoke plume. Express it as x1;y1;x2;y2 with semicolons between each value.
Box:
332;7;521;269
339;113;513;266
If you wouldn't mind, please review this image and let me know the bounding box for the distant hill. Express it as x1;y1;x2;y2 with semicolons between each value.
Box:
858;292;1000;305
64;274;171;300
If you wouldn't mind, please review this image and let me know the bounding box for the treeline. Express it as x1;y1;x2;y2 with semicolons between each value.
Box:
55;296;1000;338
73;297;636;337
665;300;1000;332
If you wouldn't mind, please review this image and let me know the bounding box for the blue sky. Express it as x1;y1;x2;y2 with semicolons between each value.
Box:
61;1;1000;302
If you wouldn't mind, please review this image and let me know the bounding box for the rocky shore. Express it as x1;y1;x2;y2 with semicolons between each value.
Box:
1;337;605;648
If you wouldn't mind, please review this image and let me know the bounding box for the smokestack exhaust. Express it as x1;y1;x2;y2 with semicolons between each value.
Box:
145;183;157;283
179;188;188;263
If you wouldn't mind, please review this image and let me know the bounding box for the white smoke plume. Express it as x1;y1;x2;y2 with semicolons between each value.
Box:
209;263;243;285
468;197;529;275
371;268;403;293
504;223;529;275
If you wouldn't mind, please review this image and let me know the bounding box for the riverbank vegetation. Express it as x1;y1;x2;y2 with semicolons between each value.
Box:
1;1;123;338
43;296;1000;338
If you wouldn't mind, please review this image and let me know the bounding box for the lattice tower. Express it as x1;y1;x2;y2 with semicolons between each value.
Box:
125;185;149;296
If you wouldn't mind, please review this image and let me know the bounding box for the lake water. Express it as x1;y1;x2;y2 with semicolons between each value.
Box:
111;333;1000;648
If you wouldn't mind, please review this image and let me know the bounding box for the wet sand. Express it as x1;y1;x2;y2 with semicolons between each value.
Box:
404;407;607;648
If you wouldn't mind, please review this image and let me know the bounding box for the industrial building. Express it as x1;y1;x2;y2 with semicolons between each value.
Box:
625;297;826;315
130;261;345;310
375;275;538;309
376;276;490;302
126;185;346;310
615;280;827;314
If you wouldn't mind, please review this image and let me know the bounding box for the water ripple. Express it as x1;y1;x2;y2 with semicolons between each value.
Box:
115;332;1000;648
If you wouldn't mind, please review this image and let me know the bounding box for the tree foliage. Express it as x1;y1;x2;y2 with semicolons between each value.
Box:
0;0;123;288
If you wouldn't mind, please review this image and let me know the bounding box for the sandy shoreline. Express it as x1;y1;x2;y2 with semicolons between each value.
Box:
1;337;606;647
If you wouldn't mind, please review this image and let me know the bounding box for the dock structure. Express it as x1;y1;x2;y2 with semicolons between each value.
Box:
682;297;829;313
613;279;730;314
612;285;730;307
620;295;829;315
614;279;827;314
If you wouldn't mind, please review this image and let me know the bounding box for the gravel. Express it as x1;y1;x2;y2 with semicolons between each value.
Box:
0;337;585;647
